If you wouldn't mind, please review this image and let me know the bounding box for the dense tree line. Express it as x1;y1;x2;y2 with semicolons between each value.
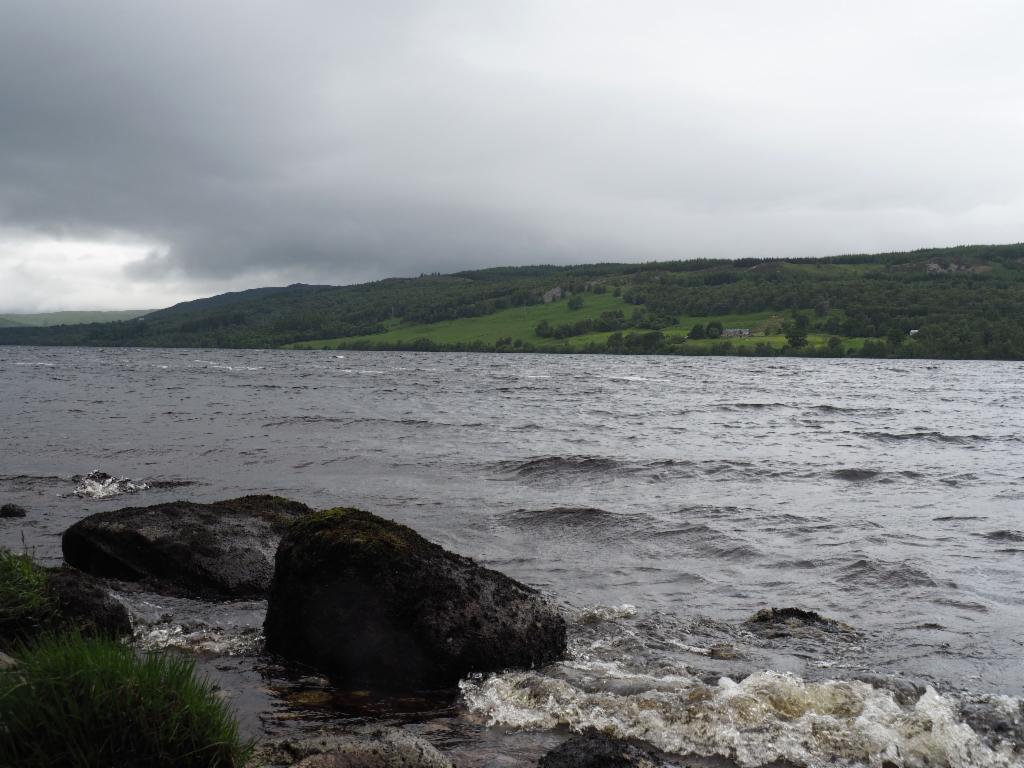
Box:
3;243;1024;359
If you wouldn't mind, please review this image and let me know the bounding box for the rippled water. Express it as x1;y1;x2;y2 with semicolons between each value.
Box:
2;347;1023;766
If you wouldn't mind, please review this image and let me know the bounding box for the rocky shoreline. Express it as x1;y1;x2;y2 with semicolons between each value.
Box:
3;494;669;767
4;494;1023;767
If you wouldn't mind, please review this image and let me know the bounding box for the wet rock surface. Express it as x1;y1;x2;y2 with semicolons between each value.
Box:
959;697;1024;751
537;731;671;768
48;568;132;638
742;607;855;640
264;508;567;688
62;495;312;598
0;503;27;518
249;727;453;768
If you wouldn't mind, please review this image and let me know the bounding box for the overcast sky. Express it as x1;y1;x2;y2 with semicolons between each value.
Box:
1;1;1023;311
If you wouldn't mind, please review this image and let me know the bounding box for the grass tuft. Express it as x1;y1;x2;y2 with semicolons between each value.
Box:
0;634;250;768
0;548;58;643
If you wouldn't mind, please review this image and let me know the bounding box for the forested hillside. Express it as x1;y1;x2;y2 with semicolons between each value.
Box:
3;244;1024;359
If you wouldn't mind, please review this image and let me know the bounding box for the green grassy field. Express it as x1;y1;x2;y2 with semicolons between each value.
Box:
288;295;872;354
0;310;154;327
290;293;633;349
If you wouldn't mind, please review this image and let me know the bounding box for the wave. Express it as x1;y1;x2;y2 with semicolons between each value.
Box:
262;415;351;427
645;521;762;561
0;473;65;491
495;456;626;480
576;604;639;624
854;430;994;446
805;404;897;415
67;471;194;500
832;468;883;481
70;470;150;499
495;456;773;484
461;668;1021;767
981;530;1024;543
502;506;619;524
495;456;936;487
715;402;788;411
839;558;948;590
498;508;649;541
263;415;484;429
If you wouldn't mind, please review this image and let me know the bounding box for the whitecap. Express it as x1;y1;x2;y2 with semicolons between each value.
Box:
461;668;1021;767
577;604;640;623
71;470;149;499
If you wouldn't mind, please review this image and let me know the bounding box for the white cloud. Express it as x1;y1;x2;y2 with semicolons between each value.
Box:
1;1;1023;310
0;234;179;311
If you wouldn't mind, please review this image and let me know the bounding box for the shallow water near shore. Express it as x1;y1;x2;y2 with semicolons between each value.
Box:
2;347;1024;765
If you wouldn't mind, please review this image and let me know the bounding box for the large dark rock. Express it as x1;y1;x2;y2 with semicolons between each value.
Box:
264;508;567;689
62;495;312;598
0;503;27;518
48;569;132;638
537;732;668;768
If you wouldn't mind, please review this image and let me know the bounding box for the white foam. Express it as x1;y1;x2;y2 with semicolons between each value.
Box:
578;603;640;623
72;471;148;499
134;624;262;656
460;669;1022;767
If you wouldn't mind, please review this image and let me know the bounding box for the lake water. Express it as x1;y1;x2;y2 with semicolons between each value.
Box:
2;347;1023;766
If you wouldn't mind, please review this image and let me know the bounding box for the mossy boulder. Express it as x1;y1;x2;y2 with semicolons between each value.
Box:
264;508;566;689
62;495;312;599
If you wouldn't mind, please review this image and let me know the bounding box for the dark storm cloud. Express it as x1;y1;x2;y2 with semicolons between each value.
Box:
2;1;1024;307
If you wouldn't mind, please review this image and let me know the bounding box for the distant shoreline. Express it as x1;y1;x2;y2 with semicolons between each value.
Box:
3;243;1024;360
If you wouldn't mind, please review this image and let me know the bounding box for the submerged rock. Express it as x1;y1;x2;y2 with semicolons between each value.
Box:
250;727;453;768
537;731;670;768
743;607;855;639
62;495;312;598
0;503;27;518
264;508;566;688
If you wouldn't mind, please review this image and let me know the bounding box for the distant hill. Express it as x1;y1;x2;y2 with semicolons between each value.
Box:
0;310;155;327
2;243;1024;359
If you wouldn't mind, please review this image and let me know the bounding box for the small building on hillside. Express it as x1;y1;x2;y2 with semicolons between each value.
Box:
722;328;751;338
542;287;563;303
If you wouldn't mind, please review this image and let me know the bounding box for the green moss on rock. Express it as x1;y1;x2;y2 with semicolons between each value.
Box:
284;508;430;571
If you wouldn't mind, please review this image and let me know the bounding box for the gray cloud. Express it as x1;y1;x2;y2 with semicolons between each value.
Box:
2;1;1024;309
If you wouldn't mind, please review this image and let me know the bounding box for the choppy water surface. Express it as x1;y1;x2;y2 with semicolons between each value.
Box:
2;347;1023;766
